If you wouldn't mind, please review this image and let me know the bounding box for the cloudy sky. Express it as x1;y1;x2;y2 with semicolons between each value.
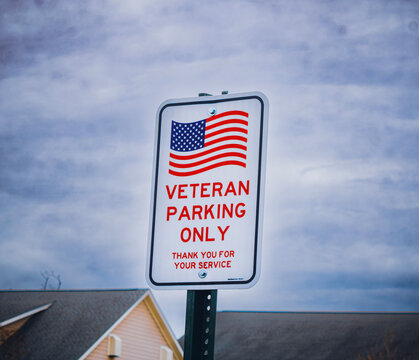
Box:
1;0;418;336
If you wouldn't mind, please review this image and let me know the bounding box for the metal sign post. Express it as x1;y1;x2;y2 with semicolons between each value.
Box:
183;93;217;360
184;289;217;360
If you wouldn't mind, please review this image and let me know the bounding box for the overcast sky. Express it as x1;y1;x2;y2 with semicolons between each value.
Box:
1;0;418;337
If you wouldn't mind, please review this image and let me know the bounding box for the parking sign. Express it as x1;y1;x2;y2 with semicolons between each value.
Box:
146;92;268;289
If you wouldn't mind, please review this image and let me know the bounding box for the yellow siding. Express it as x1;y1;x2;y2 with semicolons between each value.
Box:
85;299;181;360
0;318;29;346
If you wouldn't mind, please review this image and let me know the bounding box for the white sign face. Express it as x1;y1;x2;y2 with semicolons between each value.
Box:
146;92;268;289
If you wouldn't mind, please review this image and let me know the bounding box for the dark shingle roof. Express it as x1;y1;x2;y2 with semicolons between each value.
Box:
213;311;419;360
0;289;147;360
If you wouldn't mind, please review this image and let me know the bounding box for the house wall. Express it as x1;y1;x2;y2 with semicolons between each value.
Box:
0;318;29;346
85;298;181;360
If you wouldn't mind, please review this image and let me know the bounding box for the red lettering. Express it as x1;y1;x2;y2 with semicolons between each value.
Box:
218;250;235;258
169;203;245;221
192;205;203;220
238;180;249;195
178;184;187;199
200;251;217;258
190;183;199;198
174;262;196;269
217;225;230;241
200;182;210;197
193;227;204;242
166;185;177;200
198;260;231;269
205;227;215;241
181;227;191;242
178;206;191;220
235;203;246;218
212;182;223;197
172;252;198;259
224;181;237;196
164;181;250;200
222;203;233;218
167;206;177;221
204;205;214;219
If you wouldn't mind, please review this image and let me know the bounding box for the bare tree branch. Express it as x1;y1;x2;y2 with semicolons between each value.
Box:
40;271;62;290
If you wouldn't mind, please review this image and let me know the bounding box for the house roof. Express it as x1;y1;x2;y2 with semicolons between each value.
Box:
0;289;147;360
213;311;419;360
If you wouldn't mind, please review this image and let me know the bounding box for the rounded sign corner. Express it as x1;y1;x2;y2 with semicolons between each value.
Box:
146;272;161;290
251;91;269;105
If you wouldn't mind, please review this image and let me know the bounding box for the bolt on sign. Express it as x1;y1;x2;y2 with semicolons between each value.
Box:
146;92;269;289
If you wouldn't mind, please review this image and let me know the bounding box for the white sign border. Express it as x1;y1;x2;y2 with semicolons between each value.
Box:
146;91;269;290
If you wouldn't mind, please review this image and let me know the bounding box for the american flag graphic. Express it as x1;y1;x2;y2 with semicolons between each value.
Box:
169;110;248;177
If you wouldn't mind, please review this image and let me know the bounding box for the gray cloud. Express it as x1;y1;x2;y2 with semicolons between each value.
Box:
0;0;418;337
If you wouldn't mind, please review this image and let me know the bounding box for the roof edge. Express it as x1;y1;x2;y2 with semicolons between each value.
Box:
219;310;419;315
0;303;53;327
145;292;184;358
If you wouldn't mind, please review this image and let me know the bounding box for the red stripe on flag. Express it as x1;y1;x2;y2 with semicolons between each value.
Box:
204;135;247;147
169;144;247;160
168;160;246;177
205;118;248;131
205;127;248;140
169;152;246;169
206;110;248;123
